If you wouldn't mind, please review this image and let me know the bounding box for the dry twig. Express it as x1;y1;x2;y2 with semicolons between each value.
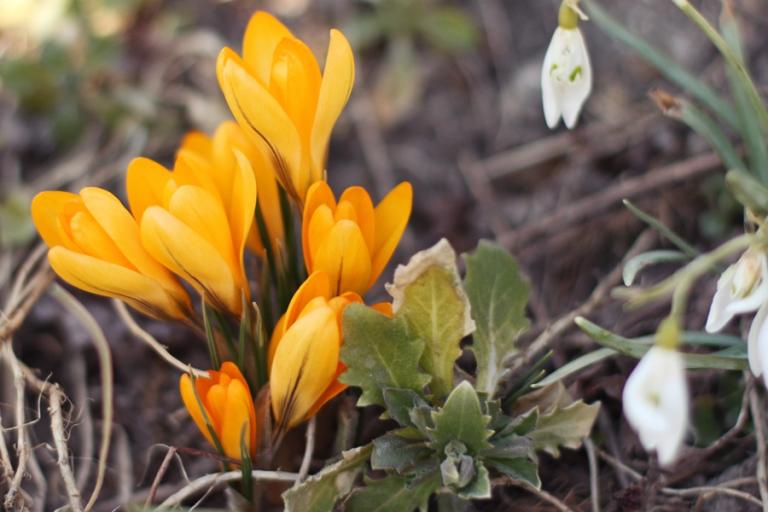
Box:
749;380;768;511
296;415;317;484
495;476;576;512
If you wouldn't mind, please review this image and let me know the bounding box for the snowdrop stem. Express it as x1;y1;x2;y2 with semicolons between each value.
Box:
655;316;681;350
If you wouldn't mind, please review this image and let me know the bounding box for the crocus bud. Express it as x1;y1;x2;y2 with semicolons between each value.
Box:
269;271;363;431
622;345;688;467
179;362;257;460
217;11;355;203
302;181;412;296
31;188;191;321
541;2;592;129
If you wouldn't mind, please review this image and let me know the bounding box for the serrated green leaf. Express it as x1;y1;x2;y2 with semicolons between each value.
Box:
432;381;492;454
283;444;372;512
463;241;530;395
341;305;431;407
483;456;540;488
372;434;433;472
383;388;429;427
345;472;442;512
529;400;600;458
456;463;491;500
397;264;469;398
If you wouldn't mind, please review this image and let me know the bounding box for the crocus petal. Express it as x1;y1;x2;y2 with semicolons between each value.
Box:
217;48;303;200
270;306;340;430
309;29;355;182
242;11;293;85
302;181;337;270
48;247;188;320
370;182;412;286
180;131;213;159
30;191;81;250
126;157;173;221
79;187;189;303
314;221;372;295
283;271;332;331
68;210;132;266
705;265;737;333
219;379;255;459
270;37;322;140
229;150;258;289
305;361;347;420
140;206;240;314
338;186;375;251
179;374;216;447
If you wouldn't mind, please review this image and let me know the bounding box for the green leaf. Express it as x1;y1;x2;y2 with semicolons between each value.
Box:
341;305;431;407
418;6;479;54
623;250;688;286
484;456;540;488
432;381;492;454
383;388;429;427
456;463;491;500
533;348;617;389
390;239;473;398
529;400;600;458
622;200;699;258
574;316;748;370
726;169;768;215
283;444;373;512
463;241;531;394
372;434;434;472
345;472;442;512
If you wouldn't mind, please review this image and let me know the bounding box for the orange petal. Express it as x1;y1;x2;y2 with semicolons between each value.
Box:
31;191;82;251
230;150;258;293
370;182;412;286
283;271;332;331
269;37;321;140
306;205;335;271
305;362;347;420
313;221;371;295
302;181;336;270
180;374;217;448
242;11;293;85
267;313;288;372
220;379;256;460
180;131;213;159
68;210;132;267
126;157;173;221
371;302;394;318
338;186;375;252
310;29;355;182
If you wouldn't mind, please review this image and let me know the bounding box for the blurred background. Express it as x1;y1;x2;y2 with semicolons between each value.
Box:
1;0;767;509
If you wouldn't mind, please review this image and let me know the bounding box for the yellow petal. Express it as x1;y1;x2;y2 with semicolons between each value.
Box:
313;221;371;295
230;150;258;290
283;271;332;331
306;205;335;271
310;29;355;182
173;150;223;204
242;11;293;85
180;130;213;159
48;247;188;320
302;181;336;270
268;313;288;371
126;157;173;221
79;187;190;305
270;305;339;430
270;37;321;140
30;191;81;250
140;206;240;315
167;185;237;278
205;383;227;431
68;210;133;267
305;362;346;420
217;48;303;201
180;374;216;448
220;379;255;460
338;186;375;251
370;182;412;286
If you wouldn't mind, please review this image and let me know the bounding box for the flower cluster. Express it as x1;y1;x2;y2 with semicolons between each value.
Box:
31;11;412;462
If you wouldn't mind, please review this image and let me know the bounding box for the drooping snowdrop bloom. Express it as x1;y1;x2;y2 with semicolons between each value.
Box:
622;318;688;467
705;248;768;385
541;1;592;129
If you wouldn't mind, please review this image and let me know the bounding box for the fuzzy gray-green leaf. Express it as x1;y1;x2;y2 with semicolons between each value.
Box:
463;241;531;395
341;305;431;407
345;472;442;512
432;381;492;454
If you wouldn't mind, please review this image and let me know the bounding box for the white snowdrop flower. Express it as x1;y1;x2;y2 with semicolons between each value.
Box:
541;2;592;129
705;248;768;333
623;344;688;467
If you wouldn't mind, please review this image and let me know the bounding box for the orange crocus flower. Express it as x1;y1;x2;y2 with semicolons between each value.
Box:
179;362;257;460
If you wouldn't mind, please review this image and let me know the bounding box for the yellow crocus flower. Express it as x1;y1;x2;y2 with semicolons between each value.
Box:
179;362;257;460
302;181;413;296
269;271;362;432
216;11;355;203
30;187;191;320
126;143;256;316
180;121;285;257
